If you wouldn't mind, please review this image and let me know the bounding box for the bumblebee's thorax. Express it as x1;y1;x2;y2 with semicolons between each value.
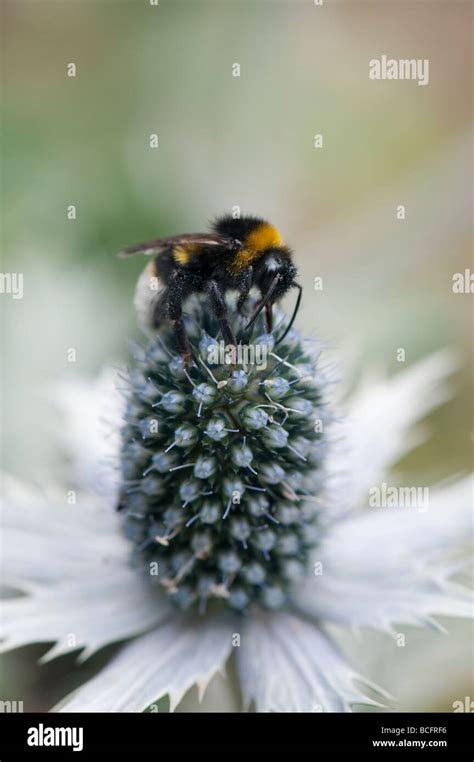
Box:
213;216;286;275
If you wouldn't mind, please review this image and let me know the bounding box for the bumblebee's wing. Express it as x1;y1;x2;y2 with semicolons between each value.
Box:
118;233;240;258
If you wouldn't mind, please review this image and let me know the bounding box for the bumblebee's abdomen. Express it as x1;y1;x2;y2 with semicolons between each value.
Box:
160;243;225;279
134;260;168;334
172;243;200;266
153;247;176;281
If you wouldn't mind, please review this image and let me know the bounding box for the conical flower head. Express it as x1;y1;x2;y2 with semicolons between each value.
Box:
118;300;329;613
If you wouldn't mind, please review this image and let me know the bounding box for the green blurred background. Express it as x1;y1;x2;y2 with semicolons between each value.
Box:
1;0;472;711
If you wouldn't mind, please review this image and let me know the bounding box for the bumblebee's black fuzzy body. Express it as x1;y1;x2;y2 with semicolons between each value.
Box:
120;215;300;365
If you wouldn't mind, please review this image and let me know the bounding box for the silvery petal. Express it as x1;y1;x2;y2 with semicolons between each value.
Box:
237;611;382;712
293;476;473;630
0;570;170;662
327;351;456;514
1;475;129;586
53;368;123;502
176;670;241;713
56;613;236;712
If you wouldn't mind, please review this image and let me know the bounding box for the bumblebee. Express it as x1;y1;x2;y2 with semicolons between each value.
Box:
119;214;302;367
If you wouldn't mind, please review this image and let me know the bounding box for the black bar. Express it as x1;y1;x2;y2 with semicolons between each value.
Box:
0;712;472;757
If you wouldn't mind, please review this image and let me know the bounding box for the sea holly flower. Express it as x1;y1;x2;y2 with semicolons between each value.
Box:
117;314;328;615
0;304;471;712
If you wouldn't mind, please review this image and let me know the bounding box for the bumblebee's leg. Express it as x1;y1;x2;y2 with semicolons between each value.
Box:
207;280;237;371
265;303;273;333
167;271;192;367
236;266;253;313
172;318;193;368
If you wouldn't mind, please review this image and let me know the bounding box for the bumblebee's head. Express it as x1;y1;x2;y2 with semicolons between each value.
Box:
253;248;297;299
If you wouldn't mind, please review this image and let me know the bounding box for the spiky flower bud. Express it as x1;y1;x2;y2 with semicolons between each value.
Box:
118;299;329;614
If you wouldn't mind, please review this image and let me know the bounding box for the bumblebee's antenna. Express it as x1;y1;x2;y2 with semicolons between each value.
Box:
274;282;303;346
244;273;282;332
